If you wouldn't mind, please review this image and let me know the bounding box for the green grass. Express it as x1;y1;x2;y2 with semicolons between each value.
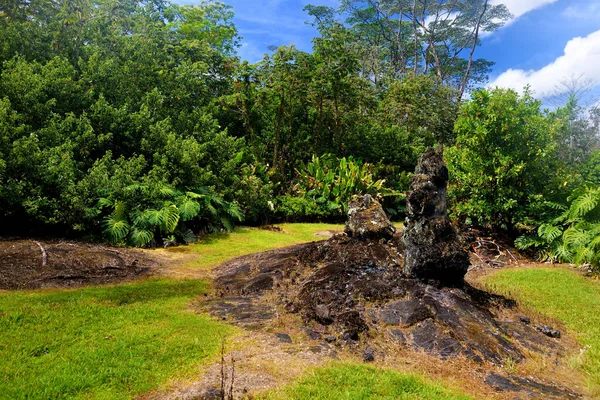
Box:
184;223;345;268
184;222;402;269
0;279;233;400
484;268;600;393
261;363;473;400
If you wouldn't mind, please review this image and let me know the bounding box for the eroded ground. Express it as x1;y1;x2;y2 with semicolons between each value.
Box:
0;239;155;290
0;231;593;399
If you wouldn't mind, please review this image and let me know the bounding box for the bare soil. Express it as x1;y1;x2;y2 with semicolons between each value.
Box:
0;238;155;290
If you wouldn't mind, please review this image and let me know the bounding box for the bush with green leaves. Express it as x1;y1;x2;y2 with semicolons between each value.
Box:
446;88;570;231
101;185;242;247
516;184;600;271
279;154;391;220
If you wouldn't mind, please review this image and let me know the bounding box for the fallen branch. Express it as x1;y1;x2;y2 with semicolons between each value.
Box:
33;241;47;268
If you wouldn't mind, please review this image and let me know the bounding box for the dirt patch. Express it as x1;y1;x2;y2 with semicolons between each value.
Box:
0;239;155;290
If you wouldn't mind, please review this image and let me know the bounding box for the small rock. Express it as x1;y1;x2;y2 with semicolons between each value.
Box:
344;195;395;240
390;329;406;345
363;346;375;362
315;304;332;324
519;316;531;324
536;325;561;338
325;335;337;343
302;327;321;340
309;345;322;353
275;333;292;343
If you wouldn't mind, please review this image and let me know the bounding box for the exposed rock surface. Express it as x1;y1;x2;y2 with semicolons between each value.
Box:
402;147;469;286
198;148;580;399
344;194;395;240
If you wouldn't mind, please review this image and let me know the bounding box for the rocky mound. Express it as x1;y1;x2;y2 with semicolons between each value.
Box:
203;149;580;398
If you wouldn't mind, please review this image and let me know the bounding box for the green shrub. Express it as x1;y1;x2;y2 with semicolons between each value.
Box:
101;185;243;247
446;88;569;231
289;154;389;219
516;184;600;271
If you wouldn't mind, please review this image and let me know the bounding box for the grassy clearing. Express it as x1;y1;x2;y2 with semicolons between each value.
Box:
0;279;233;400
260;363;473;400
483;267;600;394
178;223;345;269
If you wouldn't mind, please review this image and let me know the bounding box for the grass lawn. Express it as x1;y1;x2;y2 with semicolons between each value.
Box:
180;223;345;269
180;222;403;270
261;363;473;400
483;267;600;394
0;279;233;400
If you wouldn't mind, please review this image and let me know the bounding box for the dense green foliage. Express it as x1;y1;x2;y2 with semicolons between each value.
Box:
446;88;570;231
0;279;233;399
262;363;472;399
484;268;600;394
0;0;598;255
277;155;388;220
516;184;600;271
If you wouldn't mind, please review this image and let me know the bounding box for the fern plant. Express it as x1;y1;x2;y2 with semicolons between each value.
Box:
516;184;600;270
100;185;243;247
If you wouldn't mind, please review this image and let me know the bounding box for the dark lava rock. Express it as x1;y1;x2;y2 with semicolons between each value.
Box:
485;373;580;399
363;346;375;362
275;333;292;343
325;336;337;343
519;315;531;324
344;194;395;240
302;327;322;340
390;329;407;345
536;325;561;338
402;147;469;286
380;298;432;327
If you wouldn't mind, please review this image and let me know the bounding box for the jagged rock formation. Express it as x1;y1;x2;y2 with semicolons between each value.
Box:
199;148;580;399
402;147;469;286
344;194;395;240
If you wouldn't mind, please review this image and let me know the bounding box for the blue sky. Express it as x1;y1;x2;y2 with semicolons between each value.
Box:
177;0;600;100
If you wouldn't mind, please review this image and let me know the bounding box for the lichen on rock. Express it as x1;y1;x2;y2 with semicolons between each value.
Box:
344;194;395;240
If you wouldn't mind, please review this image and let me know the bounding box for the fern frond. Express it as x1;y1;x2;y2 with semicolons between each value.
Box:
568;189;600;220
145;209;164;226
573;246;594;265
553;244;573;263
224;202;243;221
113;201;128;221
97;198;113;208
159;186;180;198
538;224;563;243
515;235;543;250
563;227;590;248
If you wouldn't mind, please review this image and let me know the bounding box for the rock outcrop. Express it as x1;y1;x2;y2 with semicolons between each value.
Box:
198;148;579;399
402;147;469;286
344;194;395;240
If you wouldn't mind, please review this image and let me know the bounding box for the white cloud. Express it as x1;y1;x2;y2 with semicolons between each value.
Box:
490;0;558;19
488;29;600;98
